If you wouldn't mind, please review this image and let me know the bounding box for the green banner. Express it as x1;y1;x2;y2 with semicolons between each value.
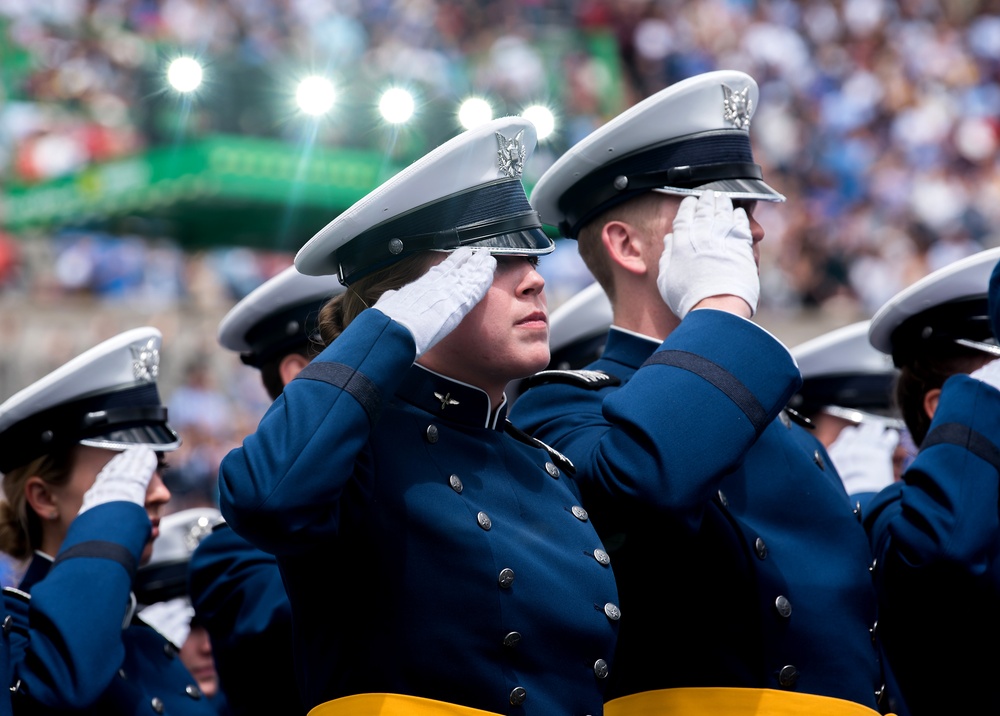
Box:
1;135;404;250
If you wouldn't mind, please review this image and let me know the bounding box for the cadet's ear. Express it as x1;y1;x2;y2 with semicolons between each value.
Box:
601;220;651;276
279;353;311;387
24;476;58;520
923;388;941;421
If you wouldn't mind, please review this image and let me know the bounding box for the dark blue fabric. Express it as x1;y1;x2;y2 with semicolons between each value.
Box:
865;373;1000;715
219;308;619;715
511;316;885;709
189;525;304;715
4;502;218;715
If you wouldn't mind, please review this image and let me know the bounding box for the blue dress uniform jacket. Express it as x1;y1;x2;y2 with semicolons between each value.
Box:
864;374;1000;716
2;501;217;715
188;524;305;715
218;309;620;716
510;314;885;709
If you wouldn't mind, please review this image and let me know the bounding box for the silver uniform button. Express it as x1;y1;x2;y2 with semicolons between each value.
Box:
185;684;202;699
853;501;863;523
755;537;768;559
498;568;515;588
593;548;611;566
544;461;560;478
2;615;11;634
477;512;492;530
425;425;439;443
571;505;589;521
870;620;878;644
593;659;609;679
118;668;127;680
604;603;621;621
778;664;799;687
813;450;825;471
870;557;877;574
150;697;165;713
163;643;176;659
775;595;792;618
509;686;527;706
503;631;522;648
449;474;463;493
717;490;728;508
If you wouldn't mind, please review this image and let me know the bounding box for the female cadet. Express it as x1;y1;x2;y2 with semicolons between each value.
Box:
0;327;219;715
865;247;1000;716
218;117;622;716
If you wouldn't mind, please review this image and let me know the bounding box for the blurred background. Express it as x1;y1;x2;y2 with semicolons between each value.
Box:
1;0;999;512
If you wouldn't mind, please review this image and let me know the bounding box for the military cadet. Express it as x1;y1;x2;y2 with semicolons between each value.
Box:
864;247;1000;716
789;321;906;507
136;507;228;713
218;116;621;716
0;327;219;715
510;71;887;714
188;265;345;716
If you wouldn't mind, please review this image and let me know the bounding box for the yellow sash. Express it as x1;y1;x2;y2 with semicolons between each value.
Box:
308;693;503;716
605;688;892;716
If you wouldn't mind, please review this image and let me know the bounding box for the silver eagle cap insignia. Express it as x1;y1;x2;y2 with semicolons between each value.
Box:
722;84;752;130
496;130;526;178
130;338;160;382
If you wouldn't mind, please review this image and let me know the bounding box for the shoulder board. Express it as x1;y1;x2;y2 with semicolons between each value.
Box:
504;420;576;475
782;407;814;430
520;369;620;392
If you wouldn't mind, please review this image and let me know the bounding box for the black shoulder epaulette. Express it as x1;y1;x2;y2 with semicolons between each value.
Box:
519;369;620;393
504;420;576;475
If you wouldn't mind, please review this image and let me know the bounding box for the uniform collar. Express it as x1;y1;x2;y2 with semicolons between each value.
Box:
18;551;54;591
603;326;661;369
397;365;508;431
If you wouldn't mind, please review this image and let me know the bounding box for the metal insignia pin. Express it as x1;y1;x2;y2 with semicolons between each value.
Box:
722;84;752;130
434;392;460;410
496;130;526;178
130;338;160;382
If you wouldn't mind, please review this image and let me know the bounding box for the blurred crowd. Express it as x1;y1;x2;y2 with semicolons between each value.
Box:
2;0;1000;519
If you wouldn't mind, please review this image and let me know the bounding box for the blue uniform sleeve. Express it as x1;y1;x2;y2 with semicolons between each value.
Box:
188;525;302;715
9;501;149;708
866;373;1000;572
512;310;802;532
218;309;416;555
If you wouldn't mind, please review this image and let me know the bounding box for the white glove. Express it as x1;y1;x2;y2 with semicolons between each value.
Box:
139;597;194;648
970;359;1000;392
374;247;497;357
79;446;157;514
827;421;899;497
658;191;759;319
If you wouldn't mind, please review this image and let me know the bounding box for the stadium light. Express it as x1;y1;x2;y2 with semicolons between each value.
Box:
296;76;337;116
458;98;493;130
521;105;556;141
379;88;415;124
167;57;203;93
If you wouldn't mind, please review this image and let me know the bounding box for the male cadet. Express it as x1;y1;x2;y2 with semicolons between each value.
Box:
511;70;887;715
187;266;344;716
789;322;906;508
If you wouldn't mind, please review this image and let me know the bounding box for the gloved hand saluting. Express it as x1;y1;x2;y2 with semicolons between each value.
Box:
827;421;899;497
79;446;158;514
658;191;759;320
374;247;497;358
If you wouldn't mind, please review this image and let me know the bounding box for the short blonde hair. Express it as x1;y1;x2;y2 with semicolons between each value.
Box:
575;192;676;303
